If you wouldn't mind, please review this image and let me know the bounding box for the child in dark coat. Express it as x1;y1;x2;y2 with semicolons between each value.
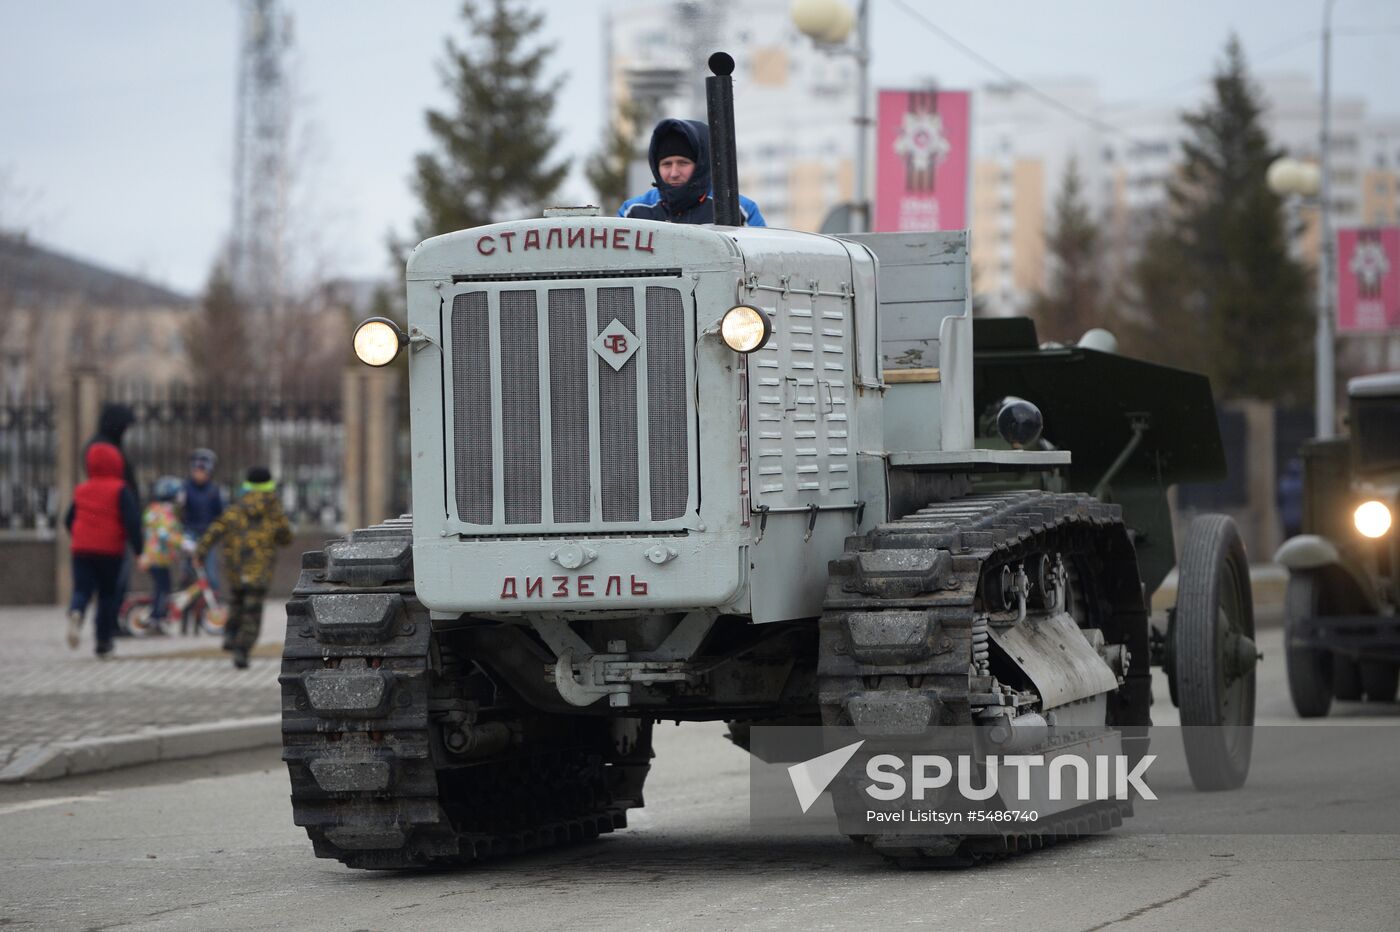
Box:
181;448;225;593
66;443;143;657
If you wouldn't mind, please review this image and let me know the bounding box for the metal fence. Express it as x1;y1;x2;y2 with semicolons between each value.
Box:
0;386;58;531
113;381;345;528
0;381;346;531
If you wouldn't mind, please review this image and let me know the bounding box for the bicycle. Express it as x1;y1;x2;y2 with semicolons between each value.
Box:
118;561;227;637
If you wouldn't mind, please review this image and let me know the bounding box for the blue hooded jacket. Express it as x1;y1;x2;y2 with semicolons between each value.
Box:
619;118;765;226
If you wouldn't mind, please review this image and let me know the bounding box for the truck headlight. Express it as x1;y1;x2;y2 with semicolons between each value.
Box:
719;305;772;353
1354;500;1392;539
353;317;407;367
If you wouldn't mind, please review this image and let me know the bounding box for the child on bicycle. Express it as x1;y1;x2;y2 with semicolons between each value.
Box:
137;476;186;630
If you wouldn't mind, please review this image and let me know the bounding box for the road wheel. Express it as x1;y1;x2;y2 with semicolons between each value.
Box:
1360;662;1400;702
1174;514;1256;791
1333;656;1363;701
1284;572;1333;718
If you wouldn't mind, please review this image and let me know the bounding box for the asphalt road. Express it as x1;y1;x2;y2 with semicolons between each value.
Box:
2;629;1398;932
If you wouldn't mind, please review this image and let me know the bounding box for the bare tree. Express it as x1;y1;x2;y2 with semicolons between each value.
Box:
0;168;42;389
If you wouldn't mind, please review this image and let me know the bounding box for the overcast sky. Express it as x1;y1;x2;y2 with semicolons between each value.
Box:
1;0;1396;295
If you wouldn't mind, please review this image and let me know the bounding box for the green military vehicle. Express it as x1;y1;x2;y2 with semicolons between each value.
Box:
1277;372;1400;717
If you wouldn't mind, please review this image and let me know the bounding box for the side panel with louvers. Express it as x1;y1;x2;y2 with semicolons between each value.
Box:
445;278;693;532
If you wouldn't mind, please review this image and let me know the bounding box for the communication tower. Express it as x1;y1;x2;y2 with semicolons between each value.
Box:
230;0;293;311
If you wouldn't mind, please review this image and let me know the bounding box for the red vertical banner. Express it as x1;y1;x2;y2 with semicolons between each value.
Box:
1337;227;1400;331
874;90;970;232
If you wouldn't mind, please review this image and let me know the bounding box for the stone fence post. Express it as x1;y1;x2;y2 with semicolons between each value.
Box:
342;366;400;532
53;368;101;604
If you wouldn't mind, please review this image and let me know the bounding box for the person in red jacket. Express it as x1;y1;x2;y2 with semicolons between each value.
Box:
64;442;143;657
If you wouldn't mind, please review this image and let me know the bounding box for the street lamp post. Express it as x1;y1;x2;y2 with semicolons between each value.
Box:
792;0;871;233
1316;0;1337;438
1268;155;1326;434
1267;0;1338;440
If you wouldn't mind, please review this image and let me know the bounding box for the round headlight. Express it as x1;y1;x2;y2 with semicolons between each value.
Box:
719;305;772;353
1354;500;1392;539
353;318;406;367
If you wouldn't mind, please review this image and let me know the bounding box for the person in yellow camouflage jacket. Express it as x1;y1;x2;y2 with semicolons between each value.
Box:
196;466;292;668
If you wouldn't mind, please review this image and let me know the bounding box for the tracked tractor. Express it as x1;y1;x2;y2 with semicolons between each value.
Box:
281;53;1255;868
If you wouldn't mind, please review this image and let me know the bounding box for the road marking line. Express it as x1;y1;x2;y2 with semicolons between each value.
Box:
0;794;106;817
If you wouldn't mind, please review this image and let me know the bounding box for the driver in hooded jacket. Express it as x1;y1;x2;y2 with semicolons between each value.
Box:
619;118;765;226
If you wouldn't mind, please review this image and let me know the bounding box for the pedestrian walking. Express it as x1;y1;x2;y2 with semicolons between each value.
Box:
85;403;141;629
195;466;292;669
181;448;225;596
138;476;186;629
65;443;143;657
85;403;138;495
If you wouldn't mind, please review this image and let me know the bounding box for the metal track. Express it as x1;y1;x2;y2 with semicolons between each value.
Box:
818;491;1151;866
279;519;647;869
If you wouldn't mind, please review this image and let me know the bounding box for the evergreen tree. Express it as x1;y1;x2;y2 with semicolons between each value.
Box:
585;100;644;212
1130;35;1311;402
187;260;252;390
1030;158;1105;343
408;0;568;243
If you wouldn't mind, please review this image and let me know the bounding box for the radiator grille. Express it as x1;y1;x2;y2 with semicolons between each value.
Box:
450;292;492;524
499;291;541;524
548;289;590;524
597;287;639;522
646;287;689;520
449;282;691;529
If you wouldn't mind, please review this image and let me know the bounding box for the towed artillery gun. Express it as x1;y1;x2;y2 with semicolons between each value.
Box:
281;54;1255;868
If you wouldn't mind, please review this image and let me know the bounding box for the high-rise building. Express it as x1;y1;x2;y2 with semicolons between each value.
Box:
968;72;1400;321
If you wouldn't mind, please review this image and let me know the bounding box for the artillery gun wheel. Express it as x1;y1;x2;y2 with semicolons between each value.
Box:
1173;514;1255;791
1283;572;1333;717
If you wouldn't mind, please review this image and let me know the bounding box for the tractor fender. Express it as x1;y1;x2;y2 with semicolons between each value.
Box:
1273;535;1342;570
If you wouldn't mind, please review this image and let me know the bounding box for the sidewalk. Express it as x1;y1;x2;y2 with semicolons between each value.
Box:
0;601;286;783
0;563;1291;784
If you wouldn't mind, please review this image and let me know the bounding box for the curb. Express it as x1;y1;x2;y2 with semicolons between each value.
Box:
0;715;282;784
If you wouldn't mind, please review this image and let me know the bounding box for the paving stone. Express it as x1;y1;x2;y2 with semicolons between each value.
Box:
0;602;287;775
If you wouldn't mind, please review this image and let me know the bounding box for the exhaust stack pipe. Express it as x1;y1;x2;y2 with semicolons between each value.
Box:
705;51;742;227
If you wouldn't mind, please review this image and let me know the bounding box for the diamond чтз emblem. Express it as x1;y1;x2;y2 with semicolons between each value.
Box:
592;318;642;371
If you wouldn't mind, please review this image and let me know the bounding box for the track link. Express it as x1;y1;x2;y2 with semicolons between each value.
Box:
280;518;646;869
818;491;1151;866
